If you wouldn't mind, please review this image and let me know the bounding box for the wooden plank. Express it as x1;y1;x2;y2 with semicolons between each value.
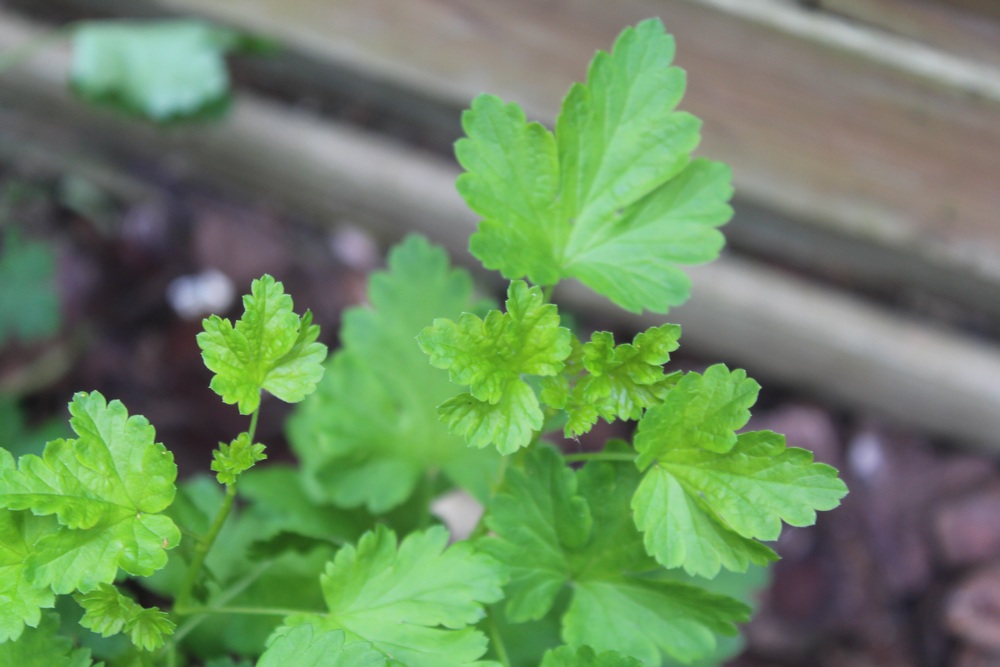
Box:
3;12;1000;451
28;0;1000;312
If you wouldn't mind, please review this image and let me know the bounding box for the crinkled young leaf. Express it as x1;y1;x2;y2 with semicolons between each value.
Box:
198;275;326;415
558;324;682;437
75;583;174;651
288;236;500;512
635;364;760;462
212;432;267;486
0;508;58;642
540;645;643;667
0;392;180;593
480;445;748;664
71;19;242;121
283;525;504;667
260;626;386;667
633;430;848;578
457;19;731;313
0;612;95;667
418;280;572;453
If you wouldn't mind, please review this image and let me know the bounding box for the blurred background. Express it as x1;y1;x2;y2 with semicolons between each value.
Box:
1;1;999;665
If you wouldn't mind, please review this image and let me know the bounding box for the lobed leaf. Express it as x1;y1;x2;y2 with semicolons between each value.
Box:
198;275;326;415
458;19;731;313
75;583;174;651
480;445;748;664
259;625;386;667
0;612;95;666
633;430;848;578
540;645;644;667
418;280;572;454
287;236;501;512
282;525;505;667
0;509;58;642
0;392;180;593
212;432;267;486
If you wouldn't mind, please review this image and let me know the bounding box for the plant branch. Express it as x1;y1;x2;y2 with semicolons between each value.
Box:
563;451;637;463
487;607;513;667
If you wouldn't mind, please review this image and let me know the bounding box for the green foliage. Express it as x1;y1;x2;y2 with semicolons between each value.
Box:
288;235;500;512
281;525;505;666
198;274;326;415
71;19;246;121
0;18;847;667
457;20;730;313
0;229;60;344
418;279;572;454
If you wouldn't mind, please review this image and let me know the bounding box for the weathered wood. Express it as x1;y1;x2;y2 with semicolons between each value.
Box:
27;0;1000;320
2;12;1000;450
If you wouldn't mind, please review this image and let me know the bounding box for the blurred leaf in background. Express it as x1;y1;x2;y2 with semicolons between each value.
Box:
0;229;59;345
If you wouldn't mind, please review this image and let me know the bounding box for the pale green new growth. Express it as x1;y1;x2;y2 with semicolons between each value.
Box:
480;446;748;664
418;279;572;453
288;236;500;512
75;583;174;651
212;432;267;486
457;19;731;313
283;525;505;667
0;392;179;594
634;427;848;578
259;625;386;667
198;274;326;415
72;20;240;121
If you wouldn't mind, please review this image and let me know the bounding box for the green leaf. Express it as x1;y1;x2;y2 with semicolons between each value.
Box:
634;364;760;463
288;236;500;512
418;279;572;453
0;230;60;344
0;509;58;642
480;445;748;664
74;583;174;651
0;612;95;667
633;430;848;578
457;19;731;313
0;392;180;593
284;525;505;667
259;626;387;667
71;19;243;121
198;275;327;415
212;432;267;486
540;646;643;667
561;324;682;437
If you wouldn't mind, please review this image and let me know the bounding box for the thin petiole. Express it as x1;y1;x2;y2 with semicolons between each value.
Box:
563;451;637;464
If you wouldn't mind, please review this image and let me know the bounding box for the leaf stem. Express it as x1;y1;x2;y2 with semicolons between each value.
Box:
487;607;513;667
174;481;237;612
178;605;311;617
541;284;555;304
563;451;637;464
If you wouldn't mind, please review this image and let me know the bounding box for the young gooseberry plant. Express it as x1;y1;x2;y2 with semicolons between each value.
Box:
0;18;847;667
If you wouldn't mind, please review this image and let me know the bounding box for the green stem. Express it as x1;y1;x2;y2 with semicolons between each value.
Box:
0;23;77;73
541;283;555;304
563;451;637;463
247;404;260;442
487;608;513;667
178;605;312;617
174;482;237;612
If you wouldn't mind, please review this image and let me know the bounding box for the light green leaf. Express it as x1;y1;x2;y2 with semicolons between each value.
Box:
212;432;267;486
562;324;682;437
458;19;731;313
633;430;848;578
75;583;174;651
0;509;58;642
284;525;505;667
259;626;386;667
288;236;500;512
0;392;180;593
0;612;95;667
540;646;643;667
198;275;327;415
0;230;60;344
634;364;760;462
71;19;242;121
480;445;748;664
418;280;572;454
